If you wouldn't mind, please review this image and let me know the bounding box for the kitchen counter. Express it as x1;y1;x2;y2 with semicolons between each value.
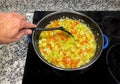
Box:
0;0;120;84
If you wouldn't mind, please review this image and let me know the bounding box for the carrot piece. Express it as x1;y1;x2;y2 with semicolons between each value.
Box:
62;56;71;65
78;49;84;54
48;43;53;50
70;60;75;68
86;48;92;53
74;21;79;25
78;34;83;38
70;59;80;68
40;46;45;50
60;36;65;40
42;50;47;54
52;58;59;65
84;39;88;44
54;20;59;26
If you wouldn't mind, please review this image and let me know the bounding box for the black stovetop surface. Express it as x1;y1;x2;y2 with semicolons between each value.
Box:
22;11;120;84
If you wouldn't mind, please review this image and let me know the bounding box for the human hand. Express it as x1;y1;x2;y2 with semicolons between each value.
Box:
0;12;36;44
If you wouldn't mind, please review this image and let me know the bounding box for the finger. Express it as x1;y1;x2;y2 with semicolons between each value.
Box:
15;29;32;41
23;21;36;28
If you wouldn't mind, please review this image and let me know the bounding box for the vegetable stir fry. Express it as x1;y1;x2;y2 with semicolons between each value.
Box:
38;17;96;69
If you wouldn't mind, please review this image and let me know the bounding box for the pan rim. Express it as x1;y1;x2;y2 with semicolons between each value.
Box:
32;11;104;71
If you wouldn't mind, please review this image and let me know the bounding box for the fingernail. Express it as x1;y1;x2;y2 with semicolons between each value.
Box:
33;24;37;27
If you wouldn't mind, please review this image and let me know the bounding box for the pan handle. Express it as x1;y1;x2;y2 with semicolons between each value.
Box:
103;34;109;49
27;34;32;44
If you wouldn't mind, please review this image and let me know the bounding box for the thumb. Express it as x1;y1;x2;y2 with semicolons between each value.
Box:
15;29;32;40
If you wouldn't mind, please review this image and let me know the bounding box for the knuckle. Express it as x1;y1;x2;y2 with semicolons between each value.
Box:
15;36;21;41
9;13;26;21
8;13;14;17
9;12;18;17
21;15;26;20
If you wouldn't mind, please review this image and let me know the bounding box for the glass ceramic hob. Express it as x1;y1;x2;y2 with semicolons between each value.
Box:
22;11;120;84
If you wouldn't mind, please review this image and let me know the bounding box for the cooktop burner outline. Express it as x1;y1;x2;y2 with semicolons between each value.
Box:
22;11;120;84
